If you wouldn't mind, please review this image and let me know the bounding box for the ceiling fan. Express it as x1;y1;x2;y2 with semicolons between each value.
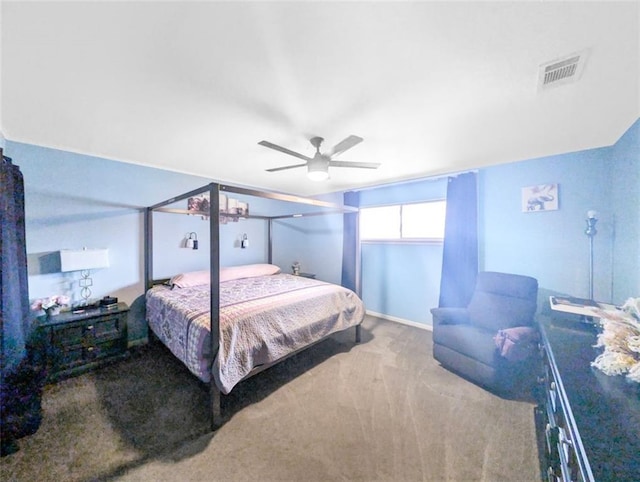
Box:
258;135;381;181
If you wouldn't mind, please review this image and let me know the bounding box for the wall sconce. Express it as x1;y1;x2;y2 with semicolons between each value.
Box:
584;210;598;299
60;248;110;305
241;233;249;249
185;232;198;250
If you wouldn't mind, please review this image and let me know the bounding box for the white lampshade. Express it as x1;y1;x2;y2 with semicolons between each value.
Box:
60;248;109;272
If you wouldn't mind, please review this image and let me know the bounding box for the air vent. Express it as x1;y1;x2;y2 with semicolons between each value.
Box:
538;50;587;91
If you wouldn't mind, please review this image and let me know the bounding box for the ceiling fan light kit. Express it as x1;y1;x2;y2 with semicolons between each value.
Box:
259;135;380;181
307;162;330;181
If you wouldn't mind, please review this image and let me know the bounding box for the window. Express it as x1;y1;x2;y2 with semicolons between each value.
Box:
360;200;446;242
359;205;400;239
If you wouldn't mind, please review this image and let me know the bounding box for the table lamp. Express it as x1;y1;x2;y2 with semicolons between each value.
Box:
60;248;109;306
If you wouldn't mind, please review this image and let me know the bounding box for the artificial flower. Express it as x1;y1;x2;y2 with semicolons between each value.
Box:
30;295;70;311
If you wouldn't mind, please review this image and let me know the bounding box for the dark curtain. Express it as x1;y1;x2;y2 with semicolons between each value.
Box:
1;152;44;456
438;172;478;308
341;191;360;293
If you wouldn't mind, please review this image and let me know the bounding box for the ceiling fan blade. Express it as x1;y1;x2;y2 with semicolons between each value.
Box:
266;163;308;173
327;135;363;157
258;141;312;162
329;160;380;169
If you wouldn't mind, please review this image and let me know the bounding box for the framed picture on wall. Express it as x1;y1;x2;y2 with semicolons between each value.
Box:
522;183;558;212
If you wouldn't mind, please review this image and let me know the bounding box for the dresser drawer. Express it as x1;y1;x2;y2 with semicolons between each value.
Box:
52;322;84;346
84;315;124;342
53;343;85;370
536;319;598;482
87;338;126;360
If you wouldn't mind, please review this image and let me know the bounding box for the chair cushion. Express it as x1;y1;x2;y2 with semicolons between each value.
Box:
467;272;538;332
433;324;499;367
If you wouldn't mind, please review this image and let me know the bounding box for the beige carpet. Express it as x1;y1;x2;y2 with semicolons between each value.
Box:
1;316;541;481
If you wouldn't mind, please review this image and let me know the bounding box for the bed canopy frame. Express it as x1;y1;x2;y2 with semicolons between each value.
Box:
145;182;361;429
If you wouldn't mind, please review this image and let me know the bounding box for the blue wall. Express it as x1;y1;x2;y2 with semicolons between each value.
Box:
271;214;343;284
481;119;639;305
480;148;612;299
361;243;443;324
151;212;269;279
270;191;345;285
610;120;640;303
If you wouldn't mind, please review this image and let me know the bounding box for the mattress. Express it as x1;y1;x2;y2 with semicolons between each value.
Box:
146;273;365;394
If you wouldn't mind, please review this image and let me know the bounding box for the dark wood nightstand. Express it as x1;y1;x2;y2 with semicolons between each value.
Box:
38;302;129;382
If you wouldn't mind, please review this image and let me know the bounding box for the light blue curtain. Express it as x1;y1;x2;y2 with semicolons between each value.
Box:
438;172;478;307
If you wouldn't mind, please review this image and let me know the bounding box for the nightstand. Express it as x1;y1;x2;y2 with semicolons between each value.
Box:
38;302;129;382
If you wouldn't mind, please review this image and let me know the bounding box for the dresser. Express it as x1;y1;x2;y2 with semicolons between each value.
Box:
536;315;640;481
38;302;129;382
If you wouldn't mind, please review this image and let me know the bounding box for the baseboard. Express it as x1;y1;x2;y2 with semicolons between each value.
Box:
366;310;433;332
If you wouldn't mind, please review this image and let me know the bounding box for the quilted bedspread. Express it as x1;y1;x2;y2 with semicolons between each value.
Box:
146;274;365;394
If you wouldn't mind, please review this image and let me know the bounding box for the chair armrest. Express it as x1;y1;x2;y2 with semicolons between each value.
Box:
430;307;470;326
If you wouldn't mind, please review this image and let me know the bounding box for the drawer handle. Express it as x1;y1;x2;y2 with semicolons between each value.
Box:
557;427;573;479
559;429;573;447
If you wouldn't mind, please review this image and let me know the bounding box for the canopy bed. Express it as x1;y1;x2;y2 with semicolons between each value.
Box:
144;183;364;430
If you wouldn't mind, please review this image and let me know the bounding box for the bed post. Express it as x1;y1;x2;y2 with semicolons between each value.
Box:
144;207;154;347
144;207;153;291
354;207;362;343
209;183;222;430
267;218;273;264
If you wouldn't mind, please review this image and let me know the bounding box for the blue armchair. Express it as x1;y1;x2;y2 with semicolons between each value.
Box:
431;272;539;394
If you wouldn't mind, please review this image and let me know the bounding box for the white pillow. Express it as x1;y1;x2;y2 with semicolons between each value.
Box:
169;270;210;288
170;264;281;288
220;264;281;282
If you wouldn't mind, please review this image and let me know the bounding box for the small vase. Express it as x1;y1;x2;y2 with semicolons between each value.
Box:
45;306;61;317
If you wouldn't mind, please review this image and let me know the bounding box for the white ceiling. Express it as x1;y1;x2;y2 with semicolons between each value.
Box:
2;1;638;196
